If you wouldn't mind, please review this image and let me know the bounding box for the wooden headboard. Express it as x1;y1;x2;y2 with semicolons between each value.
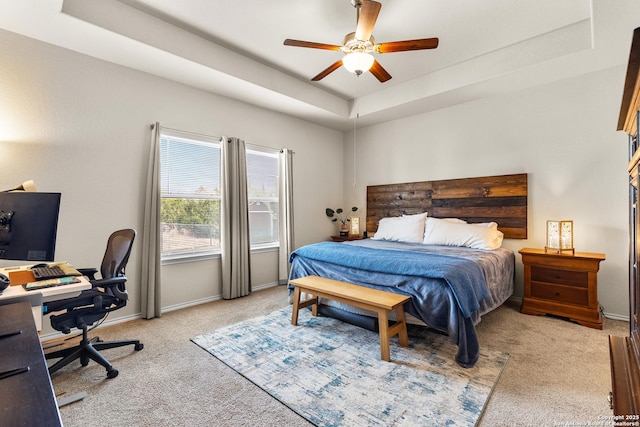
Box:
366;173;528;239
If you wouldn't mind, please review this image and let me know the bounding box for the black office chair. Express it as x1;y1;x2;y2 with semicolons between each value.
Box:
45;229;143;379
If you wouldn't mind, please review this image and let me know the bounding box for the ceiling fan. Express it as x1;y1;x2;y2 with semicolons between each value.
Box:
283;0;439;83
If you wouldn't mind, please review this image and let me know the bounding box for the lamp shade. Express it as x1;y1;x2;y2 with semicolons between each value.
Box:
342;52;375;75
545;220;574;254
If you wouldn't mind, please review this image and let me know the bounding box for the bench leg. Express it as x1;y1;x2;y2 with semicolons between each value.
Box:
291;287;319;326
378;310;391;362
378;306;410;362
396;306;409;348
291;286;302;326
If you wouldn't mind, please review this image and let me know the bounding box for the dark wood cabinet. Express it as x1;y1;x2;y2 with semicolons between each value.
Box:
0;302;62;426
610;26;640;416
519;248;605;329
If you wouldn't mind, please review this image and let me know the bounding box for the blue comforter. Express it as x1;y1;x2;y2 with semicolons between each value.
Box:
289;241;488;318
289;240;511;368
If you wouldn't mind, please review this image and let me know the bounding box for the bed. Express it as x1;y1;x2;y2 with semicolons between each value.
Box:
288;173;527;368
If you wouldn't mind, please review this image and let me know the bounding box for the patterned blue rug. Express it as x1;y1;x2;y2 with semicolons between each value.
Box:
192;307;508;427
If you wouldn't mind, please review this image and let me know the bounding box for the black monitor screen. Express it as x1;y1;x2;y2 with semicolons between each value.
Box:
0;192;61;262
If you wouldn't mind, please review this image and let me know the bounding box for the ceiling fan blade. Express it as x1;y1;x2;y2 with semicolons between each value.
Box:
355;0;381;42
284;39;342;51
370;59;391;82
376;38;439;54
311;60;344;81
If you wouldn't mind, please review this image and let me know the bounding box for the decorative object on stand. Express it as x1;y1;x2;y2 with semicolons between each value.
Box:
326;207;358;236
545;220;574;254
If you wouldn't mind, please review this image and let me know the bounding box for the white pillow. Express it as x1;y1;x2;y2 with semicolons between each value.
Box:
441;218;467;224
402;212;428;220
434;218;497;229
471;222;498;230
372;215;426;243
423;217;504;250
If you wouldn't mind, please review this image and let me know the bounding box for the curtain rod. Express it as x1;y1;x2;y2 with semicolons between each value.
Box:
249;143;295;155
151;123;294;154
226;137;294;154
151;124;220;142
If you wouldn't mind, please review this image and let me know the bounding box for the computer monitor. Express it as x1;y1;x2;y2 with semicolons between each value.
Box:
0;192;61;261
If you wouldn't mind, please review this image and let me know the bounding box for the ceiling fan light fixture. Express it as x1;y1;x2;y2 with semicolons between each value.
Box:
342;52;374;76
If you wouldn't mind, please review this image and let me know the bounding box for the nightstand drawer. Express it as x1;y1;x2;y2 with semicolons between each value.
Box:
531;266;588;288
530;282;589;306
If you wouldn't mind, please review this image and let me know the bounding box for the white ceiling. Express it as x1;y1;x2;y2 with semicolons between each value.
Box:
1;0;639;130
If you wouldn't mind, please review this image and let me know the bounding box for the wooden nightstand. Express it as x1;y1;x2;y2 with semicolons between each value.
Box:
519;248;605;329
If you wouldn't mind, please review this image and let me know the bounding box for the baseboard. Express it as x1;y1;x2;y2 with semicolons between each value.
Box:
51;284;632;338
41;282;284;340
161;281;280;313
161;295;222;314
604;312;630;322
40;285;629;341
252;281;281;291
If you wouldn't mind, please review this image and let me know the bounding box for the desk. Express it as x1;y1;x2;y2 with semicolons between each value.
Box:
0;265;91;330
0;301;63;426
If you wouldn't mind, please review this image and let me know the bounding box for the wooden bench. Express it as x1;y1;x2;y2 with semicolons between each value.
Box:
289;275;410;362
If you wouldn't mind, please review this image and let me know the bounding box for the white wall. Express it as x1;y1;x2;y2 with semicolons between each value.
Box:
344;66;630;318
0;29;345;333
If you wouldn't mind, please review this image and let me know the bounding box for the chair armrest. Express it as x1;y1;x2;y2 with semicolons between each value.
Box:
90;276;129;301
77;268;98;280
90;276;126;289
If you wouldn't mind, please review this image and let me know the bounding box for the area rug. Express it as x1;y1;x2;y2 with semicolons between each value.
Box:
191;307;508;427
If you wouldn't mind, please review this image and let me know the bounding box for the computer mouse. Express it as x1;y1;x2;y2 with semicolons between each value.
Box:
0;273;9;292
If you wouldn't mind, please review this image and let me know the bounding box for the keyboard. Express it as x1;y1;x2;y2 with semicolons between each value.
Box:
24;276;80;291
31;265;66;281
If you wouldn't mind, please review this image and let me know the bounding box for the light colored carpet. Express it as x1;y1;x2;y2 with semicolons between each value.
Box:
49;285;627;426
192;307;508;426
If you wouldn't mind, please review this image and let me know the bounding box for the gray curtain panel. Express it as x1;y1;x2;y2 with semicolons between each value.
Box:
220;137;251;299
141;122;163;319
278;148;295;284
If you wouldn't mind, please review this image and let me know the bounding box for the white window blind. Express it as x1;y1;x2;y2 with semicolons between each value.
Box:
159;131;281;262
160;131;222;260
246;147;279;248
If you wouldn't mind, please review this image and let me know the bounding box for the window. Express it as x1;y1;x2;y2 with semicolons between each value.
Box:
246;147;279;248
160;130;221;261
159;131;280;262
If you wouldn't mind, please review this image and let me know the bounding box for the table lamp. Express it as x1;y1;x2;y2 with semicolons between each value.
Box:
545;220;574;254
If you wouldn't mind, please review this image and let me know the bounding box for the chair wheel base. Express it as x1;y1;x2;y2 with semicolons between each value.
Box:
106;369;118;379
135;343;144;351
